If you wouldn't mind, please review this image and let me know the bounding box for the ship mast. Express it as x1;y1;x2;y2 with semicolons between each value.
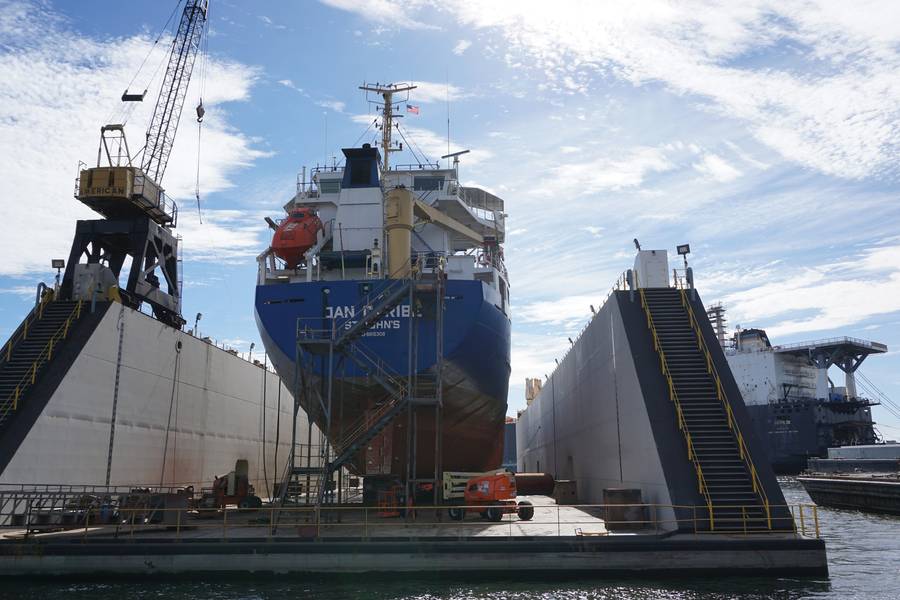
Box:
359;82;417;172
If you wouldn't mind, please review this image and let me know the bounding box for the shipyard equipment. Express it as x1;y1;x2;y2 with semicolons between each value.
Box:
445;471;534;522
198;460;262;512
64;0;209;328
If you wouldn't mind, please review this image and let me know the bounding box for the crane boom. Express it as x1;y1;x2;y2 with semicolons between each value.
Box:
141;0;208;184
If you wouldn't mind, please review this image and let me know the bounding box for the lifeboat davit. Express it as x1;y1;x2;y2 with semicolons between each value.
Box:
271;207;323;268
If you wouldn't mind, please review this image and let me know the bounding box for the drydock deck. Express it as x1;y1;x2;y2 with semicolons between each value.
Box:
0;496;827;577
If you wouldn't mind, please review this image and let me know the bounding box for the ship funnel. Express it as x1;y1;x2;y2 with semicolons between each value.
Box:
385;186;414;278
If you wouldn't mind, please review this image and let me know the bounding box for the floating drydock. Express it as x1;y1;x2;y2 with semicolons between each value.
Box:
0;494;827;577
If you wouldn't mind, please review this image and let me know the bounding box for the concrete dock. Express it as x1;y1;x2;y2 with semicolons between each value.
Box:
0;495;827;577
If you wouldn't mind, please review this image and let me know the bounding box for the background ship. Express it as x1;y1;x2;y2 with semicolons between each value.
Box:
255;83;510;496
714;311;887;474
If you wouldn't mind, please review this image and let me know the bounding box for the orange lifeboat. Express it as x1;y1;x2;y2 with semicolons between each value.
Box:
271;207;323;268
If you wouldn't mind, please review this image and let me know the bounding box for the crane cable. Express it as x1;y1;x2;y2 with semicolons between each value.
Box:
109;0;186;128
194;2;211;224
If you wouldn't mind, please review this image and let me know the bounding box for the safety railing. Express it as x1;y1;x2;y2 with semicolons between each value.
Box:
637;284;715;530
0;300;84;421
0;502;820;541
1;288;55;366
680;290;772;529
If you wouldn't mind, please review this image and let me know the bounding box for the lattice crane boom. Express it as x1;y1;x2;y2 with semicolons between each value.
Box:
141;0;208;184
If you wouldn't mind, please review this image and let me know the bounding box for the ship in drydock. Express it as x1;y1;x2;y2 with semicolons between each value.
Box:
255;83;510;498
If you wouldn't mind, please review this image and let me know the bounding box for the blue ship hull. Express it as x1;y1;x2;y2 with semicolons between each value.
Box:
255;278;511;476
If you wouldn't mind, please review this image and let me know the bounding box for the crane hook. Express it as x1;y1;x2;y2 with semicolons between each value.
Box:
196;100;205;123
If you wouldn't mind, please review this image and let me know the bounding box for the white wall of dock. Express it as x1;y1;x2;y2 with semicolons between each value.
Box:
516;297;676;528
1;304;316;494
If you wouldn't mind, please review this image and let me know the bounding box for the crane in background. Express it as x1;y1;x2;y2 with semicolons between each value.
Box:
62;0;209;328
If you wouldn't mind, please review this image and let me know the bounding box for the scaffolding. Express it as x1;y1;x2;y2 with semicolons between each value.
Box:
277;259;446;515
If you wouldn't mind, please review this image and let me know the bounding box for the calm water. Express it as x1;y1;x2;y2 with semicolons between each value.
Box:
2;479;898;600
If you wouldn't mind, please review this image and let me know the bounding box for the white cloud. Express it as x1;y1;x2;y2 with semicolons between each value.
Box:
550;146;672;193
0;286;36;298
583;226;603;237
721;244;900;338
438;0;900;180
693;153;742;183
453;39;472;55
410;81;470;103
0;1;266;276
316;99;346;113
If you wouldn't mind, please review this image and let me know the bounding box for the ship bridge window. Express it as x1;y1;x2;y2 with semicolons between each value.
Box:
319;180;341;194
413;176;444;191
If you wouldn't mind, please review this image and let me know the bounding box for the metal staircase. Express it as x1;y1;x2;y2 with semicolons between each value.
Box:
639;287;771;531
276;264;445;517
0;293;85;428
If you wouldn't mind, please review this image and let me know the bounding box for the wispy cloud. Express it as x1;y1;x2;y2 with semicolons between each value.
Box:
0;1;266;276
316;99;346;113
427;1;900;180
721;243;900;338
693;153;743;183
410;81;470;103
453;39;471;55
548;146;673;194
319;0;438;31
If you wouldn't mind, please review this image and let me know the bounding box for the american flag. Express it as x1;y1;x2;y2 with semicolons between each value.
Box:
406;104;420;115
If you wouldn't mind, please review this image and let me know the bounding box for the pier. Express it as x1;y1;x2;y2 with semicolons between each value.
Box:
0;494;826;577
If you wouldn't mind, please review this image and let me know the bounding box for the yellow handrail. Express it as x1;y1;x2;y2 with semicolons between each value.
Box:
1;300;84;418
637;286;715;531
1;289;55;365
680;290;772;529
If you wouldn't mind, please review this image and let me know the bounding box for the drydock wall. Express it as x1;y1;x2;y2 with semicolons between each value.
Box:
516;293;677;522
517;290;788;531
0;302;315;494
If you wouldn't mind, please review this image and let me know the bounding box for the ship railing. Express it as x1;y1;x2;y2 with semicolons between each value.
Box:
672;268;690;289
0;299;84;424
681;289;773;530
0;286;55;367
0;501;819;540
635;273;716;530
773;336;888;352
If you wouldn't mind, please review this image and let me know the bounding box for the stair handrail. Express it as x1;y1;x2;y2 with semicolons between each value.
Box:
637;283;715;531
1;300;84;421
680;290;772;529
1;288;55;366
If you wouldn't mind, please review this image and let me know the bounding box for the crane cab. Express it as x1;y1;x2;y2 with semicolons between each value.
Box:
76;125;176;226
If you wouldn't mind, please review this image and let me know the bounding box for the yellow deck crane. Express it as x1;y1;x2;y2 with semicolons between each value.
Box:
63;0;210;328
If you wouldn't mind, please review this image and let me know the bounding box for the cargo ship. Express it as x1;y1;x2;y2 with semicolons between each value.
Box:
255;83;510;490
720;322;885;474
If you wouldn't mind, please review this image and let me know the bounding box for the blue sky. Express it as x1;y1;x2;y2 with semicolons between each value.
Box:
2;0;900;437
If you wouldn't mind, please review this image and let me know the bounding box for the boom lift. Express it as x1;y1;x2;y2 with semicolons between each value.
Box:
62;0;209;328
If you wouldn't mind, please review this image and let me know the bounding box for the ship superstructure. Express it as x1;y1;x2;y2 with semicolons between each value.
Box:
255;83;510;500
724;327;886;473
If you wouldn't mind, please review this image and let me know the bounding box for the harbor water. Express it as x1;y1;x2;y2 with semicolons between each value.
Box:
2;479;897;599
